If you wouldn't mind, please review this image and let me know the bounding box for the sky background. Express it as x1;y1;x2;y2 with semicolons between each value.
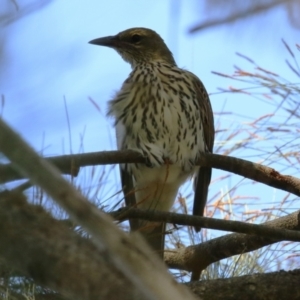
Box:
1;0;300;260
2;0;298;152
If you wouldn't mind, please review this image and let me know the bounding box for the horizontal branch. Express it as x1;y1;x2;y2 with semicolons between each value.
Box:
111;207;300;242
187;269;300;300
1;150;300;196
0;150;145;183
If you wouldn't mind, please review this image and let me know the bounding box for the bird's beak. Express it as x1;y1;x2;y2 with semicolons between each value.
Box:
88;35;118;48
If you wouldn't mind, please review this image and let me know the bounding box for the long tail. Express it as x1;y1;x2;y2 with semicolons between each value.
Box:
191;166;211;281
193;166;211;232
120;168;140;231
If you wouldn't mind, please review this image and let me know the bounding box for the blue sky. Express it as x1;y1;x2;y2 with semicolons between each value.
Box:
1;0;299;238
3;1;297;148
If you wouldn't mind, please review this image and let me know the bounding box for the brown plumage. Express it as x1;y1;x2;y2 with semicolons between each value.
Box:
89;28;214;280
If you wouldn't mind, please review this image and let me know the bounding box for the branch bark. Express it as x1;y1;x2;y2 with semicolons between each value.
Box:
164;210;300;274
1;190;298;300
186;268;300;300
0;191;139;299
111;207;300;242
1;150;300;196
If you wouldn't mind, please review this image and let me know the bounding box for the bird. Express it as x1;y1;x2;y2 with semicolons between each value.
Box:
89;28;214;280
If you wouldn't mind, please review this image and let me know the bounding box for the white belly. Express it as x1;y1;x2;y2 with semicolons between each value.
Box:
133;164;198;211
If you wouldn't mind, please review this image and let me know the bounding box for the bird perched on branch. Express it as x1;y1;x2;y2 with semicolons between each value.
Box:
89;28;214;280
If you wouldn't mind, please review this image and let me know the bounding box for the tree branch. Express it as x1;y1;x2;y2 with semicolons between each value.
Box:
188;0;289;33
0;118;196;300
164;210;300;274
111;207;300;241
1;190;298;300
0;190;139;300
186;269;300;300
1;150;300;196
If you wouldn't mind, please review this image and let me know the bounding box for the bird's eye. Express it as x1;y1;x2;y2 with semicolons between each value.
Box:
131;34;142;44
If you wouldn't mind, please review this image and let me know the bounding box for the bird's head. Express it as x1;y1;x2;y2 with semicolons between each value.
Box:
89;27;176;68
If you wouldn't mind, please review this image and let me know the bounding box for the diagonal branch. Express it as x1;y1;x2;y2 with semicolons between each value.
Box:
189;0;290;33
164;209;300;274
0;118;195;300
0;190;142;299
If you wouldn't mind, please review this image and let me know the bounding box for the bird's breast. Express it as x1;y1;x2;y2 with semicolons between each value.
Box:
108;62;205;174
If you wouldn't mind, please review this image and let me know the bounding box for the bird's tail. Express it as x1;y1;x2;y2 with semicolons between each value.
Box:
193;166;212;232
191;166;212;281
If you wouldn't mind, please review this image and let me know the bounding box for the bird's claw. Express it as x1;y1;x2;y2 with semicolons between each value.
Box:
142;152;168;168
144;156;154;168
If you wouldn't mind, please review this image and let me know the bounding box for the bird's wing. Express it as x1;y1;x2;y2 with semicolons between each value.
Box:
114;97;166;258
115;122;140;231
120;168;140;231
189;73;215;232
189;73;214;152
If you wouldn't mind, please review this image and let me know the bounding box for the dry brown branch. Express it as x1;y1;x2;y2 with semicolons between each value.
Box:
1;191;299;300
0;118;196;300
1;150;300;196
111;207;300;241
164;210;300;274
187;269;300;300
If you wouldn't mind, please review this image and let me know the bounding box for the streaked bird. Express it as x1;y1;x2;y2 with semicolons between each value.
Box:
89;28;214;280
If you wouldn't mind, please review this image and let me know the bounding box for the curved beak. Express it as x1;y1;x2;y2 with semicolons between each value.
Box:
88;35;118;48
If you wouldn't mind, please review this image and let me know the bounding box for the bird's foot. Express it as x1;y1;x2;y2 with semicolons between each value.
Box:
142;152;169;168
